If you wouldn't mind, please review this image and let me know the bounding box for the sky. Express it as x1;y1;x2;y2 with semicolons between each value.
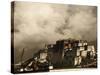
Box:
11;1;97;63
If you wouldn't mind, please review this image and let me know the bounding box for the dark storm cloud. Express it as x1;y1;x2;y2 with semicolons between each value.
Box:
12;2;97;63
